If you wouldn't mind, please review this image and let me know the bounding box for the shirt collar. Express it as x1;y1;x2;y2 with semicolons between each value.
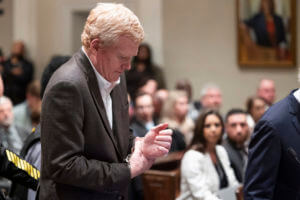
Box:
293;88;300;104
81;46;120;94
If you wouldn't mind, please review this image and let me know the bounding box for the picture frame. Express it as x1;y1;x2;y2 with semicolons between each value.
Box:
237;0;296;67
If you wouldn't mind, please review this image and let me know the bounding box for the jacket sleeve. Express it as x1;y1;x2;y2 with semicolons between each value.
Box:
244;120;281;200
41;81;131;192
0;146;39;190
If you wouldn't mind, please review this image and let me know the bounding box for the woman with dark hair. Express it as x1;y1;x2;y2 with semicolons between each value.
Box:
246;96;267;124
126;43;166;98
177;110;238;200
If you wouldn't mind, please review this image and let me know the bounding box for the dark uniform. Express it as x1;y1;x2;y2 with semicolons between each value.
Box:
0;146;39;199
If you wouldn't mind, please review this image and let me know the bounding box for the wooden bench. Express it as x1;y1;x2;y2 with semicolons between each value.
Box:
142;151;183;200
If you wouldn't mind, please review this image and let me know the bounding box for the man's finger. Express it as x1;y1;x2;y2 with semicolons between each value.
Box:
150;123;168;133
155;135;172;143
158;129;173;136
157;146;169;155
154;141;171;150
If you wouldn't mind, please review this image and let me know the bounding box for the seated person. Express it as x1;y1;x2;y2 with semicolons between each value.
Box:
160;90;194;146
189;83;222;121
177;110;238;200
246;96;267;124
131;92;157;137
0;96;28;154
13;80;41;133
223;109;249;183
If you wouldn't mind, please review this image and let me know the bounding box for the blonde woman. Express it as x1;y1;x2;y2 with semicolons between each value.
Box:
160;90;194;145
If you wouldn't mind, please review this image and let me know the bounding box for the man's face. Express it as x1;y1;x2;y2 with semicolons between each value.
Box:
12;42;24;56
257;80;275;105
135;95;154;123
202;88;222;110
138;80;158;96
0;101;13;128
226;114;249;145
251;98;266;123
94;36;139;82
174;96;189;119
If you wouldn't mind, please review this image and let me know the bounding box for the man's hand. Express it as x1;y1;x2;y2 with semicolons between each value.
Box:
142;123;172;160
129;123;172;178
129;139;154;178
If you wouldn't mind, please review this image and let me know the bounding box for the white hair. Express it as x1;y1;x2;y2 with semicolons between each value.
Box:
0;96;12;106
200;83;221;99
81;3;144;48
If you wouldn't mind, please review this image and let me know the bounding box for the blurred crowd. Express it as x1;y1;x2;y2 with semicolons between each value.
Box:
0;40;277;200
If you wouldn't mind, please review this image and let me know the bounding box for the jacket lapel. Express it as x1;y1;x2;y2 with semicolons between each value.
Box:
76;50;122;159
288;91;300;135
111;75;127;158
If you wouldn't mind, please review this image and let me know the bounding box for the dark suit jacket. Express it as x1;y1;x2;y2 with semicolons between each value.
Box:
222;137;245;183
244;90;300;200
39;50;134;200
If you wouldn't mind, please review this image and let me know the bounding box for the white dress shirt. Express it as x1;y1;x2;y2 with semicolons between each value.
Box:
82;47;120;129
293;88;300;103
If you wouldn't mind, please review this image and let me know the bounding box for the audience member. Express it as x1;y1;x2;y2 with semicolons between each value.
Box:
153;89;168;120
223;109;249;183
137;78;158;97
3;41;34;105
189;83;222;121
246;96;267;123
245;96;267;134
160;90;194;145
0;96;29;193
257;79;276;106
13;80;41;133
131;92;156;137
177;110;238;200
126;43;166;98
175;79;193;102
0;96;27;154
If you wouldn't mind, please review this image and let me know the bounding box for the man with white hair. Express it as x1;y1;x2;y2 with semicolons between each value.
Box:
0;96;28;192
40;3;172;200
0;96;27;154
189;83;222;120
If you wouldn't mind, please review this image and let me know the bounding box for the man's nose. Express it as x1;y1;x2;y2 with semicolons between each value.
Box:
123;62;131;70
236;125;242;132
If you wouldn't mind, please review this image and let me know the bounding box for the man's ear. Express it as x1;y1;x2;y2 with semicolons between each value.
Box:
90;38;101;54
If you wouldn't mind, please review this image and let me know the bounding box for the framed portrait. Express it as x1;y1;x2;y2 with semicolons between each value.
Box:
237;0;296;67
